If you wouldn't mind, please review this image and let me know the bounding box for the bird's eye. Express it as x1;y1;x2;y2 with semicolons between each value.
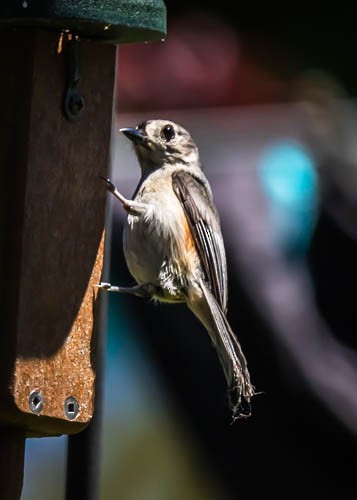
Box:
161;124;175;142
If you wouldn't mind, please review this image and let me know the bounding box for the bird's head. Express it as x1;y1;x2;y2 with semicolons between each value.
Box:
120;119;201;171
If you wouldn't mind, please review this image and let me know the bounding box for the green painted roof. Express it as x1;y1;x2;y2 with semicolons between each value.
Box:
0;0;166;43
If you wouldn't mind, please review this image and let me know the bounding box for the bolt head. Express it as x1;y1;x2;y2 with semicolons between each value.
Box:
29;390;44;414
64;396;79;420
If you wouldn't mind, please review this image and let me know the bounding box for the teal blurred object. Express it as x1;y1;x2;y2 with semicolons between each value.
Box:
0;0;166;43
259;141;319;256
104;293;164;418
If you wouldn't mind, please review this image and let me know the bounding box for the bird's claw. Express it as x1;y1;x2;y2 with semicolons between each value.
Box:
99;176;116;193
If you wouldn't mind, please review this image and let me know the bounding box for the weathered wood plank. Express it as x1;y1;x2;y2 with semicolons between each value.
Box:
0;29;115;436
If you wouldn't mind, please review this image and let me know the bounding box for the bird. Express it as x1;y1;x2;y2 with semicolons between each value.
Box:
98;119;255;419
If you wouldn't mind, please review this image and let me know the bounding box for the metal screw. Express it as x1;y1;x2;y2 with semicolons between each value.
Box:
64;396;79;420
69;93;85;116
29;390;44;414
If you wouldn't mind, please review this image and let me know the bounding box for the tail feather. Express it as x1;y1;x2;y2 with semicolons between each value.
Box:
189;280;255;419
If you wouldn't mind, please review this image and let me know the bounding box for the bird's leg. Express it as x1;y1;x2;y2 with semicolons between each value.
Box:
96;282;156;298
100;177;146;216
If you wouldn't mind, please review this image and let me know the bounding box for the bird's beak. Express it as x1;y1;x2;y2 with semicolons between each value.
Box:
120;127;147;146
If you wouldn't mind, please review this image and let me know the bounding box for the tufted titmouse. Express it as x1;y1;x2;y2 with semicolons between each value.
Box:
98;120;255;418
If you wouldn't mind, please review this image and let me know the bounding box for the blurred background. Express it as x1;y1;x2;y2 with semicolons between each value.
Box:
23;6;357;499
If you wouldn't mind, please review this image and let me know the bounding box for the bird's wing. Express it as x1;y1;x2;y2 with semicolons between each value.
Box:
172;170;228;312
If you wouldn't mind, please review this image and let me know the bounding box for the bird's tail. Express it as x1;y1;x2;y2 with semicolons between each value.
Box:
188;280;255;420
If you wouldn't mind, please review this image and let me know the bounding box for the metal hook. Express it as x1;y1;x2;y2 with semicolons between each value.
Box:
64;36;85;122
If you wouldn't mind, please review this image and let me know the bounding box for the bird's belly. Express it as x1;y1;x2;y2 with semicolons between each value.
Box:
123;197;198;302
123;214;166;286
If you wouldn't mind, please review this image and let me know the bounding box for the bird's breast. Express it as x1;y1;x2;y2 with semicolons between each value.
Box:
123;186;199;298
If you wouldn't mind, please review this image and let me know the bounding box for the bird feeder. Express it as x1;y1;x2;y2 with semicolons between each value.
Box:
0;1;166;499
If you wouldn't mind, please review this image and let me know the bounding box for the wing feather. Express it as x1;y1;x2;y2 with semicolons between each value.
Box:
172;170;228;312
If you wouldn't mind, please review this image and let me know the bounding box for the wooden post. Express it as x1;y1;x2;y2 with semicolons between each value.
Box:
0;28;115;435
0;429;26;500
0;29;115;498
